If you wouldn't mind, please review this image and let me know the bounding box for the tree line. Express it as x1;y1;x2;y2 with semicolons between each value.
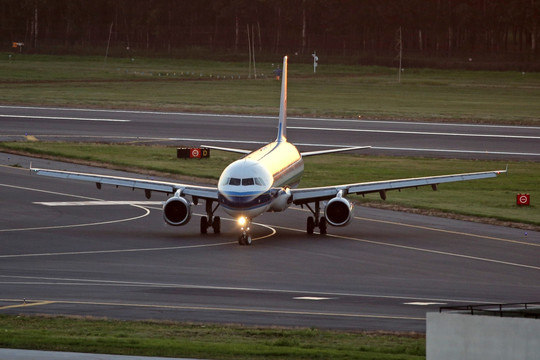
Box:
1;0;538;66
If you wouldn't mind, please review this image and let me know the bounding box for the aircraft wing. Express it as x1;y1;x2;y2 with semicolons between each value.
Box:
30;167;219;201
291;168;507;204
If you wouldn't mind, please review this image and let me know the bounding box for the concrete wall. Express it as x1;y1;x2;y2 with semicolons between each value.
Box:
427;312;540;360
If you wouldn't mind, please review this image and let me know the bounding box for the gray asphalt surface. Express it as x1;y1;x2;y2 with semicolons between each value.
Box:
1;155;539;332
1;106;539;334
1;105;539;160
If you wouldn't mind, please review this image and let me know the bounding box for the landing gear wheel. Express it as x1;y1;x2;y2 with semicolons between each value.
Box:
200;217;208;234
319;217;327;235
238;233;252;246
307;216;315;235
212;216;221;234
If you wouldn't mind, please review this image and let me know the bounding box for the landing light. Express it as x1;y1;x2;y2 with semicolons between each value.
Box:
238;216;247;227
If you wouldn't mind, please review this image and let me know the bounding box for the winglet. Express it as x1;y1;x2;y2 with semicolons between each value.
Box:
495;164;508;176
276;56;288;143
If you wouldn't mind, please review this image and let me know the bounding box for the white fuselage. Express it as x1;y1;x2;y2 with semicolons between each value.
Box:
217;140;303;219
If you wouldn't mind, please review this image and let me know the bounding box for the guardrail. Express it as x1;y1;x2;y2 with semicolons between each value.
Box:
440;302;540;319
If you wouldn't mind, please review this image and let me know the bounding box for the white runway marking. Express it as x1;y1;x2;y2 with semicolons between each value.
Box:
0;206;150;234
0;114;130;122
288;126;540;140
2;105;538;130
0;183;151;233
279;209;540;271
405;302;447;306
0;275;497;305
294;297;334;301
370;146;540;158
34;201;163;206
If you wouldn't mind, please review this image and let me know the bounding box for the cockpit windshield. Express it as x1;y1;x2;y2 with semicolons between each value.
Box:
228;178;241;186
225;177;265;186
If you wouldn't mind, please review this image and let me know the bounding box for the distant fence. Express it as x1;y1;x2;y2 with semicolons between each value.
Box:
439;302;540;319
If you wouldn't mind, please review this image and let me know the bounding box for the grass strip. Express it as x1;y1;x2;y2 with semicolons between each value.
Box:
1;141;537;228
0;314;425;360
1;54;540;124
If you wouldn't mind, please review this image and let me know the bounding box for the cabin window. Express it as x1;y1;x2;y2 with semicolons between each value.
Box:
229;178;241;186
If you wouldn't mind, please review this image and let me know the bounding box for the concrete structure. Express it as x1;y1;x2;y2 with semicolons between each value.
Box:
0;349;204;360
427;311;540;360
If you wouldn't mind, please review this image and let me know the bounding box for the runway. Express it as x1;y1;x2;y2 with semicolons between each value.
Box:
1;156;539;331
1;105;539;160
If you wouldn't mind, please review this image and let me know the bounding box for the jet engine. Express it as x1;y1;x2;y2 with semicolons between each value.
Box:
324;195;354;227
163;194;192;226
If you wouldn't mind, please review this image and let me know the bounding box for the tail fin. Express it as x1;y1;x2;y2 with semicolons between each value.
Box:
276;56;288;143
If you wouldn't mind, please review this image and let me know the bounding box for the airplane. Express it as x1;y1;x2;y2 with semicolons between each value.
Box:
31;56;507;245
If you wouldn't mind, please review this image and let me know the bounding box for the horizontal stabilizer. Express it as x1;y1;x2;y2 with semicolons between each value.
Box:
301;146;371;157
200;145;251;155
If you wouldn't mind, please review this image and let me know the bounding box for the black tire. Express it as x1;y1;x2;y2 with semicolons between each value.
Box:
212;216;221;234
319;216;327;235
307;216;315;234
200;217;208;234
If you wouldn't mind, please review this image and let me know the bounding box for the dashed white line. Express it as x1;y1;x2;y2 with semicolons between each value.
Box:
294;297;334;301
0;114;130;122
288;126;540;140
405;302;447;306
34;201;163;206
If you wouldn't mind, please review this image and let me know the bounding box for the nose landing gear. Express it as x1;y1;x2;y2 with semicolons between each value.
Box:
238;217;252;246
239;231;252;246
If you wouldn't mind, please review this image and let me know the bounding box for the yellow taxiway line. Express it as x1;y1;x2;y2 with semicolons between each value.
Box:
0;300;55;310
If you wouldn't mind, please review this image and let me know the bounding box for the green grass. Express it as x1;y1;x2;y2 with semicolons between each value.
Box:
0;315;425;360
1;141;537;227
2;53;540;123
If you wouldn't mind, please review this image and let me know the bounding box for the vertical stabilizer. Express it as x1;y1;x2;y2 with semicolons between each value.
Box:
276;56;288;142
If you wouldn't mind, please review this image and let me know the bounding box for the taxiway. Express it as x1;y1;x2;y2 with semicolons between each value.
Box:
1;156;538;331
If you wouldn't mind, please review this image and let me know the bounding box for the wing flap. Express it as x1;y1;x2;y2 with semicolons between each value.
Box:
347;170;504;194
31;168;219;200
292;169;506;204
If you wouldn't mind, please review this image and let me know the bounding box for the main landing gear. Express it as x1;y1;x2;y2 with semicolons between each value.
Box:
200;200;221;234
304;201;327;235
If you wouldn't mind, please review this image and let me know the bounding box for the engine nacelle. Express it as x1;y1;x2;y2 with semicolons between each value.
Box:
163;195;192;226
324;195;354;227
